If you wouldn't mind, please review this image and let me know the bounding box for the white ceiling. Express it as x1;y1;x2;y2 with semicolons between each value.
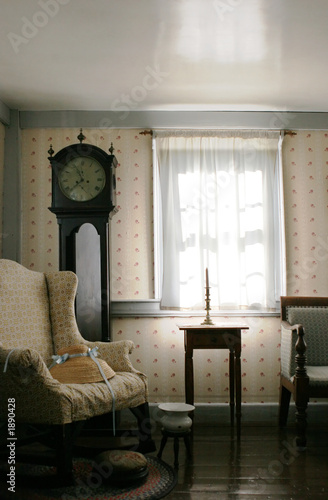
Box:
1;0;328;112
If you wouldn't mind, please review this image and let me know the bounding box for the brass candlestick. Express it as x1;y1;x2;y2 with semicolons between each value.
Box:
202;285;214;325
202;267;214;325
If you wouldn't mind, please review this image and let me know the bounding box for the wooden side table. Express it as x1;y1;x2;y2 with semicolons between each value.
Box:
178;324;249;440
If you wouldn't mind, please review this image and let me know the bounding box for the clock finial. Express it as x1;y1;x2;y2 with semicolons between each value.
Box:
48;144;54;157
109;142;114;154
77;128;86;143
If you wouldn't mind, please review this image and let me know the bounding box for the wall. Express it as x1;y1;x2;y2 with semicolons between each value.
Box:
283;132;328;295
20;128;328;404
21;128;153;293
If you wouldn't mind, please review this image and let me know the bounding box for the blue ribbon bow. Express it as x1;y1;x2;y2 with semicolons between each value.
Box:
51;353;69;365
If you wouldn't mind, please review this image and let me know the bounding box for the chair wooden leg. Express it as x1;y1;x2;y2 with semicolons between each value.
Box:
294;375;309;449
294;327;309;449
279;384;291;427
295;399;308;449
129;403;156;453
55;424;74;485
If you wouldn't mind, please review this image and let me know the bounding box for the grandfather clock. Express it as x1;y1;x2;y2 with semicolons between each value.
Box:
48;130;118;341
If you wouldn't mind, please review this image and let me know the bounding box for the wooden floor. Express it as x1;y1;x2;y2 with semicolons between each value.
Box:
1;404;327;499
150;404;328;499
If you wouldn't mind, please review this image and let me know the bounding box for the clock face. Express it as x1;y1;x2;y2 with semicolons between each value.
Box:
58;156;106;202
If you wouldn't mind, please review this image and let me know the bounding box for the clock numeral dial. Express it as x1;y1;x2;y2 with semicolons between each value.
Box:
58;157;106;202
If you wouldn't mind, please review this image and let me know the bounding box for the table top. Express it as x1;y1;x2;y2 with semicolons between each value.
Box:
178;323;249;330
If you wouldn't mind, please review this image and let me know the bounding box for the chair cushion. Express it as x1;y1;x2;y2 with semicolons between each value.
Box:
287;307;328;366
307;366;328;389
62;373;147;423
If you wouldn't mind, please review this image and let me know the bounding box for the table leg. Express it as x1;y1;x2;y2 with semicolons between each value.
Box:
185;336;194;405
235;347;241;441
229;349;235;427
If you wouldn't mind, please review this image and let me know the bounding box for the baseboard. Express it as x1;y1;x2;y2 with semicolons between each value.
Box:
118;402;328;428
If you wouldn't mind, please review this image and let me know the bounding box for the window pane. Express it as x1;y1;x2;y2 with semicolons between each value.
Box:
155;130;284;311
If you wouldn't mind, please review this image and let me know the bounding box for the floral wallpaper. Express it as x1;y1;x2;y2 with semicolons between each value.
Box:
20;128;328;404
0;122;5;257
21;128;153;299
282;132;328;296
114;315;282;404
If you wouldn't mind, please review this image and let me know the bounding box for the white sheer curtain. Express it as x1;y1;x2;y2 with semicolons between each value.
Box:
154;130;284;311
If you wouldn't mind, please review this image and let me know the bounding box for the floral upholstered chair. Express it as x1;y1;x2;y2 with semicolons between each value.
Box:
0;259;155;483
279;296;328;448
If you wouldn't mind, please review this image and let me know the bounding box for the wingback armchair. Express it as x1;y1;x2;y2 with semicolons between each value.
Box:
279;296;328;448
0;259;155;483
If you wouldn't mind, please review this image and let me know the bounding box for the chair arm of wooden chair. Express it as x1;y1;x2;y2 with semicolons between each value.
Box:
280;321;305;380
281;320;303;332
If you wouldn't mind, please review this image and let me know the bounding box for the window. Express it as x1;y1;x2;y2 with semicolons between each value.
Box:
154;130;285;312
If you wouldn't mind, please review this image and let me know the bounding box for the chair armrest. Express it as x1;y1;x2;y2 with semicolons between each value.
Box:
84;339;142;374
0;347;54;382
281;320;302;331
280;321;302;379
0;347;63;421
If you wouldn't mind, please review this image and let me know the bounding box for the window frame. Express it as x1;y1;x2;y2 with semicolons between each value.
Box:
111;129;286;318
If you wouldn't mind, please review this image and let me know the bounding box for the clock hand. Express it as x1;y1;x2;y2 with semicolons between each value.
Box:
67;178;84;197
81;185;92;195
73;175;85;187
69;179;92;196
79;160;90;177
70;163;83;178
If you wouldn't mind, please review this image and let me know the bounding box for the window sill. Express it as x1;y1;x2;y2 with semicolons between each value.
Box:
111;300;280;318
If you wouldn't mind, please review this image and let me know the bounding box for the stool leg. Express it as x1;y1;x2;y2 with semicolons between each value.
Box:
183;434;192;458
173;436;180;469
157;433;168;459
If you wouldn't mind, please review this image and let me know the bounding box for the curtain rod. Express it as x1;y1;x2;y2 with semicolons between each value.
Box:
139;130;153;136
140;129;298;136
284;130;297;136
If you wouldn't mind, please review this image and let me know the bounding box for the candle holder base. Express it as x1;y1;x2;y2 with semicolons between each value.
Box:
201;316;214;325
